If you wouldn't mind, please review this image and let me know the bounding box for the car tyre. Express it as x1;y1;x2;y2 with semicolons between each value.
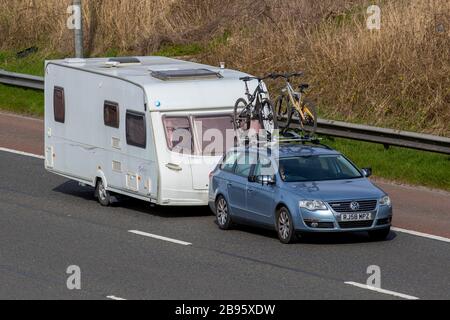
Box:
368;227;391;241
216;196;232;230
277;207;296;244
96;179;111;207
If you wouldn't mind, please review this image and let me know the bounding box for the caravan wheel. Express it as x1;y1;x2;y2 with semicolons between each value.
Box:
96;179;111;206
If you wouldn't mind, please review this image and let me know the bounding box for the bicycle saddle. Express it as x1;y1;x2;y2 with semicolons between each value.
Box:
299;84;310;91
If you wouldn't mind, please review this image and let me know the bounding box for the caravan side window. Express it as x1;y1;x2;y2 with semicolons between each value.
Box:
104;101;119;128
163;117;193;154
53;86;65;123
126;111;146;148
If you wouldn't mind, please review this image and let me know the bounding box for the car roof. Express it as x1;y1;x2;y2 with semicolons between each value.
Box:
231;143;341;158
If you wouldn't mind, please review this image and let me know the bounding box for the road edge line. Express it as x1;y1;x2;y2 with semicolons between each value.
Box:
0;147;44;159
392;227;450;243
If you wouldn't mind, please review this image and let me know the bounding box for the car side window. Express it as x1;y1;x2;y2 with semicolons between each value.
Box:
221;152;239;172
234;153;256;178
254;156;274;177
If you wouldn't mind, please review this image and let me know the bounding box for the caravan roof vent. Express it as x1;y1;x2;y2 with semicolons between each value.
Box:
150;69;223;81
107;57;141;65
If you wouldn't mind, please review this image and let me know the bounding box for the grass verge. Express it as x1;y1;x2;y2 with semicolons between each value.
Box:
322;136;450;192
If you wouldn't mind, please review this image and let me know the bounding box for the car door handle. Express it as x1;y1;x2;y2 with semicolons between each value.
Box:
227;183;233;187
166;163;182;171
247;189;254;193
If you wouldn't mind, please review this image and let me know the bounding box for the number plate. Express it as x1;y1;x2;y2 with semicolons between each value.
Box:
340;213;372;222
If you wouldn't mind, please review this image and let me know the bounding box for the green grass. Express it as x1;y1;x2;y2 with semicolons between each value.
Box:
322;136;450;191
0;50;64;116
0;84;44;116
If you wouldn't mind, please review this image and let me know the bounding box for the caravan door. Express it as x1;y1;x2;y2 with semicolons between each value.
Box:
161;116;195;201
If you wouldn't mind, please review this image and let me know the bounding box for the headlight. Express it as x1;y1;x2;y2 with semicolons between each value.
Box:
299;200;328;211
379;196;392;206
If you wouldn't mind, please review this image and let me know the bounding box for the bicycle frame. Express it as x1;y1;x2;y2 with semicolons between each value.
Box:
283;80;311;124
242;79;267;112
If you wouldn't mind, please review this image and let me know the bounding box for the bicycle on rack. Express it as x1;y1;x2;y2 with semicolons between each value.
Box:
233;75;277;138
273;73;317;135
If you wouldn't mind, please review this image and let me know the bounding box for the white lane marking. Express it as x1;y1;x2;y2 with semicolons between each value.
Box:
392;227;450;244
129;230;192;246
0;147;44;160
345;282;419;300
107;295;127;301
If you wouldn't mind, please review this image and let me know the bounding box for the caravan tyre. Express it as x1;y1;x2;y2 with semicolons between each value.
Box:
96;179;111;206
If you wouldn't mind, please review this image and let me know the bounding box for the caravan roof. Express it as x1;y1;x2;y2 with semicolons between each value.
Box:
46;56;254;112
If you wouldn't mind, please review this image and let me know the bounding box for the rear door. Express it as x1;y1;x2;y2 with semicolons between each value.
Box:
227;152;256;218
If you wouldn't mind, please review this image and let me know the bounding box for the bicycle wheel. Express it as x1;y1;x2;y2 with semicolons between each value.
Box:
233;98;250;132
259;99;278;134
301;99;317;135
274;95;291;132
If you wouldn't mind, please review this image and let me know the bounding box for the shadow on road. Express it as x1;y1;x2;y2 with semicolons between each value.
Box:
52;180;212;218
53;180;396;245
230;223;397;245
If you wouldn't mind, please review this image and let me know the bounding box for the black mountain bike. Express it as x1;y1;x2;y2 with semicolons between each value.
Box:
233;75;277;136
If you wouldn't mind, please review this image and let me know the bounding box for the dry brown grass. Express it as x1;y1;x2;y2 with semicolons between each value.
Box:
0;0;448;135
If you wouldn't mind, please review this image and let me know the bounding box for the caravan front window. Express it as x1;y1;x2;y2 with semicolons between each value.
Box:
163;117;193;154
193;115;233;156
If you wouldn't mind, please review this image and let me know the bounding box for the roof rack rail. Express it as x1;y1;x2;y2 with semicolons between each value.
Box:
234;130;332;150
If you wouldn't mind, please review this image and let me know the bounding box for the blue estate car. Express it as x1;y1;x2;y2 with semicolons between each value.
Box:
208;144;393;244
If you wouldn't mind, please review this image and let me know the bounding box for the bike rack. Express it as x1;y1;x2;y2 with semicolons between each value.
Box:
233;129;331;150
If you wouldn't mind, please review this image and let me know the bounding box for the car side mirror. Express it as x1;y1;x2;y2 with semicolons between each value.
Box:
256;175;276;186
361;167;372;178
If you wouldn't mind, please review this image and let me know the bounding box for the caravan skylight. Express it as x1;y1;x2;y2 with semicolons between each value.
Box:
151;69;223;81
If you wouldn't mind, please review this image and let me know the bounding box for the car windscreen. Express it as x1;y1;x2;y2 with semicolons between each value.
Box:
193;115;233;156
279;155;362;182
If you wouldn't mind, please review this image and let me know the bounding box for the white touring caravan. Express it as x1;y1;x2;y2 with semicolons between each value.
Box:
44;56;255;206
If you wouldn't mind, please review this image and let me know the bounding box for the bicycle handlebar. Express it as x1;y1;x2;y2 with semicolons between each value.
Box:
239;72;304;82
269;72;304;79
239;74;275;82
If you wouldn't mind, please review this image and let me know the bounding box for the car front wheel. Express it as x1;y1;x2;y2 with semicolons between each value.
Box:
216;196;232;230
277;207;296;244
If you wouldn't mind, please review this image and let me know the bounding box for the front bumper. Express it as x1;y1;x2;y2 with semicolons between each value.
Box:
294;204;393;233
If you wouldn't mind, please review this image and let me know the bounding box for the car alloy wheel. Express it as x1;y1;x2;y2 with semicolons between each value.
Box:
277;207;296;244
216;196;231;230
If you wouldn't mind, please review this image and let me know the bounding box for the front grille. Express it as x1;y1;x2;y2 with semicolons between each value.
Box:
339;220;374;229
328;200;377;213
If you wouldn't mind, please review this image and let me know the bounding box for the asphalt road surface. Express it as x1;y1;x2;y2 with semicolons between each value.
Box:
0;151;449;300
